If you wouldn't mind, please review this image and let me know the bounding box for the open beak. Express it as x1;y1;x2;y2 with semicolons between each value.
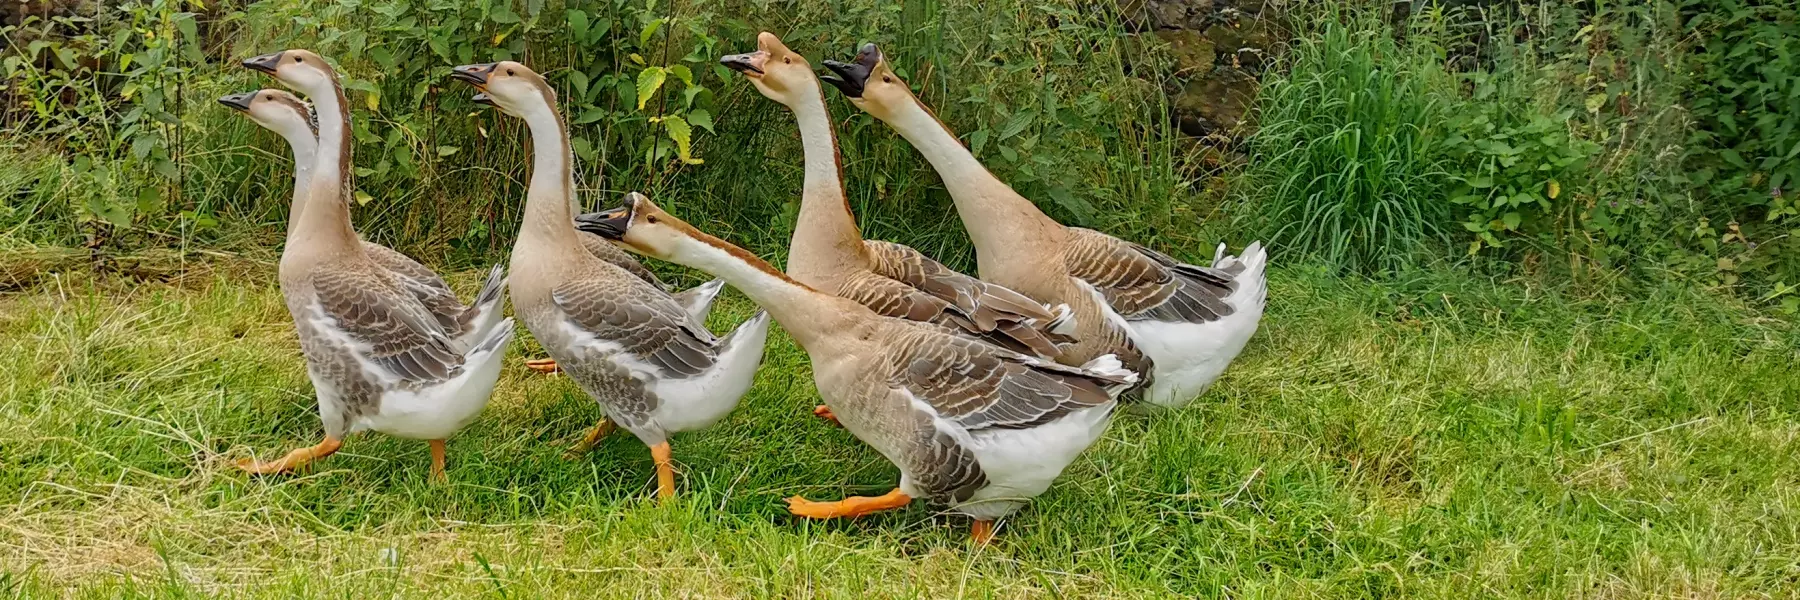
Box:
451;63;498;103
821;43;880;98
574;197;637;240
720;52;764;76
471;93;494;106
242;52;283;74
218;92;256;112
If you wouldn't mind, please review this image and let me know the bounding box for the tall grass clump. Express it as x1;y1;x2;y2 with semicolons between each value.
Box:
1240;15;1454;274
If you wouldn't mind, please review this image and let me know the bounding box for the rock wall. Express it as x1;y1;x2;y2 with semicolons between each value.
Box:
1118;0;1279;140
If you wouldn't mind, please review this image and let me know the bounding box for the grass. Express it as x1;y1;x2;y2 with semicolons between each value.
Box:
1241;16;1455;274
2;256;1797;598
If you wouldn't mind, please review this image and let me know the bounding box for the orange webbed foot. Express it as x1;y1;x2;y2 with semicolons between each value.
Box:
786;488;911;519
237;437;342;475
971;520;996;545
813;405;841;426
525;358;560;374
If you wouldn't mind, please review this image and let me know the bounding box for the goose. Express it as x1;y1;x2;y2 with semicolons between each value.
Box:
234;50;514;480
576;192;1138;543
450;61;770;494
217;89;507;355
820;44;1267;408
719;33;1076;425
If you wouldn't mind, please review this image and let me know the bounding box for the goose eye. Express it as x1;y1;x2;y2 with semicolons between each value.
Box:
506;69;515;76
882;76;892;83
783;57;791;64
646;215;660;224
293;56;302;63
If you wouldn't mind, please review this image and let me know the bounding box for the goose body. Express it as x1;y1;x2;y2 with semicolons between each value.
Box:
719;33;1071;360
233;50;513;479
452;61;769;497
822;45;1267;407
577;192;1137;541
218;89;509;353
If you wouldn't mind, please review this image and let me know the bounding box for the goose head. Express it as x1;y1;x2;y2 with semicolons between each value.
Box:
241;49;336;97
720;32;819;108
576;192;724;263
450;61;557;118
821;43;909;120
219;89;316;142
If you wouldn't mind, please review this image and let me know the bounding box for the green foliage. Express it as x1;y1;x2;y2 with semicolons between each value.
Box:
1241;15;1453;274
1440;74;1595;255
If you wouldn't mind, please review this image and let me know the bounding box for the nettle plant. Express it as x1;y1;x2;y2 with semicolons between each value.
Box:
1441;71;1594;255
2;0;204;229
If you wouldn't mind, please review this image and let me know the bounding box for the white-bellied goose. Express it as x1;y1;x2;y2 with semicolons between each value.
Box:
577;193;1137;543
820;44;1267;407
234;50;514;480
450;61;770;496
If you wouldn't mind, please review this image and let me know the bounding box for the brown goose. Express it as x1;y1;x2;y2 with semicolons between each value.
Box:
821;44;1267;408
577;192;1137;543
450;61;770;495
718;33;1072;365
218;89;509;355
234;51;514;480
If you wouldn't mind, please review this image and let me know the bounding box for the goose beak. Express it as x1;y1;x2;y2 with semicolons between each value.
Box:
242;52;284;74
821;43;880;98
575;201;635;240
451;63;496;86
218;92;256;112
720;52;764;76
471;92;494;106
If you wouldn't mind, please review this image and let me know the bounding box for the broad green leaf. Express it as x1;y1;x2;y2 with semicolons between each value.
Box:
638;17;664;47
1502;211;1521;230
574;107;606;124
668;64;693;86
998;109;1036;140
568;9;589;41
436;146;460;157
687;108;714;133
570;70;589;101
636;67;666;110
354;191;375;206
663;115;701;164
969;129;989;155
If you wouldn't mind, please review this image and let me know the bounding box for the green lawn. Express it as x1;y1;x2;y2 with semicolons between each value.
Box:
2;262;1796;598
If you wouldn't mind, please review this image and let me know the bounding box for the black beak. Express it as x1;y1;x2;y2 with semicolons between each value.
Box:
472;92;494;106
821;43;880;98
450;63;497;86
574;199;636;239
218;92;256;112
720;52;762;75
242;52;284;74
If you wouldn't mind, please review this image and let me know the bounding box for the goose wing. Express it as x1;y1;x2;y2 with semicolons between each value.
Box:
551;278;717;378
360;241;469;334
579;230;667;290
308;267;462;382
862;240;1068;357
1063;228;1236;323
891;329;1127;432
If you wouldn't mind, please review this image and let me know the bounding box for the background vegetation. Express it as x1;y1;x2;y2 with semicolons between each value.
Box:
3;0;1799;596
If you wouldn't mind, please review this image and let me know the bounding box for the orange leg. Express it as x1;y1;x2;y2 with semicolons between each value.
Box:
787;488;912;519
813;405;841;426
650;441;676;501
237;437;343;475
524;358;560;374
971;520;996;544
564;418;616;459
429;439;447;482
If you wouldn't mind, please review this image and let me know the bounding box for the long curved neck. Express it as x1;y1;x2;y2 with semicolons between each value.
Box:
292;77;360;251
882;96;1063;252
786;82;866;279
664;231;852;349
516;96;586;252
281;127;317;228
